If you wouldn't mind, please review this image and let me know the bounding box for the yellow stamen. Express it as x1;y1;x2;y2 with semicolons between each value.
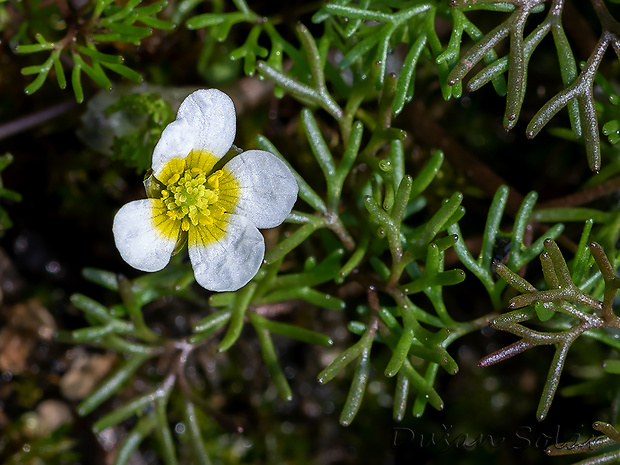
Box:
152;150;240;244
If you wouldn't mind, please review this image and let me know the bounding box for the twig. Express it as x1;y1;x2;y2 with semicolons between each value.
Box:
0;99;78;141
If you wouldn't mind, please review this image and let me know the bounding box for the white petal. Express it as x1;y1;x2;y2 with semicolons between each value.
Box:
189;214;265;292
151;120;194;178
152;89;237;178
112;199;177;272
226;150;298;229
178;89;236;156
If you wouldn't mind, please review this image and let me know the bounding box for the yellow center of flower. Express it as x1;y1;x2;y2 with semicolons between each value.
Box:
151;150;240;244
162;168;224;231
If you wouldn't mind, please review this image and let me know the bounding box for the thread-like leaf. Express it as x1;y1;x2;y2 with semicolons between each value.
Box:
249;312;293;400
78;353;151;416
113;415;156;465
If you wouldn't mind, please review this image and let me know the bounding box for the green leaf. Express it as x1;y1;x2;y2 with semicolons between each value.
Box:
263;221;323;264
82;267;119;291
340;343;371;426
603;360;620;375
218;283;256;351
183;400;210;464
257;315;333;347
72;61;85;103
113;415;156;465
15;42;56;53
78;353;151;416
186;11;247;30
249;312;293;401
101;62;143;82
93;386;167;433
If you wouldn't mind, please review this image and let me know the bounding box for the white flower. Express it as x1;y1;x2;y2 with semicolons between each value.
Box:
112;89;298;292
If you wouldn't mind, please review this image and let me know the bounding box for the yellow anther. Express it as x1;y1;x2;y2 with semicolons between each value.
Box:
153;153;240;243
207;170;223;189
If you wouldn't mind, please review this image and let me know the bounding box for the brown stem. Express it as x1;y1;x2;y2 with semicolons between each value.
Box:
591;0;620;34
563;0;598;59
0;99;78;141
406;100;525;216
537;177;620;208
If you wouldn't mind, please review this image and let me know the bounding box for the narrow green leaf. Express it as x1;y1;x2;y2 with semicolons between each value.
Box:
297;22;327;92
530;208;610;223
603;360;620;375
82;267;119;290
100;0;141;23
218;283;256;351
76;45;123;64
339;233;370;280
183;400;211;465
15;43;56;53
571;219;594;283
393;371;409;422
410;150;444;200
391;175;413;224
93;384;169;433
258;315;333;347
410;192;463;255
78;353;151;416
263;222;322;264
118;275;159;343
185;12;245;30
79;57;113;90
113;415;156;465
249;312;293;401
154;398;177;465
193;308;233;333
100;335;155;355
412;363;441;417
480;185;509;270
369;256;390;281
317;342;363;384
340;344;371;426
21;62;49;75
385;327;413;378
260;286;345;311
70;323;132;342
138;15;176;30
72;62;84;103
339;33;380;70
301;109;336;182
70;293;115;324
394;33;428;114
24;66;51;95
536;343;569;421
52;52;66;89
133;0;168;16
101;62;143;82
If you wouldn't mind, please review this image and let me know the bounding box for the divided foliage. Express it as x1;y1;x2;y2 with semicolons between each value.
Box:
6;0;620;464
